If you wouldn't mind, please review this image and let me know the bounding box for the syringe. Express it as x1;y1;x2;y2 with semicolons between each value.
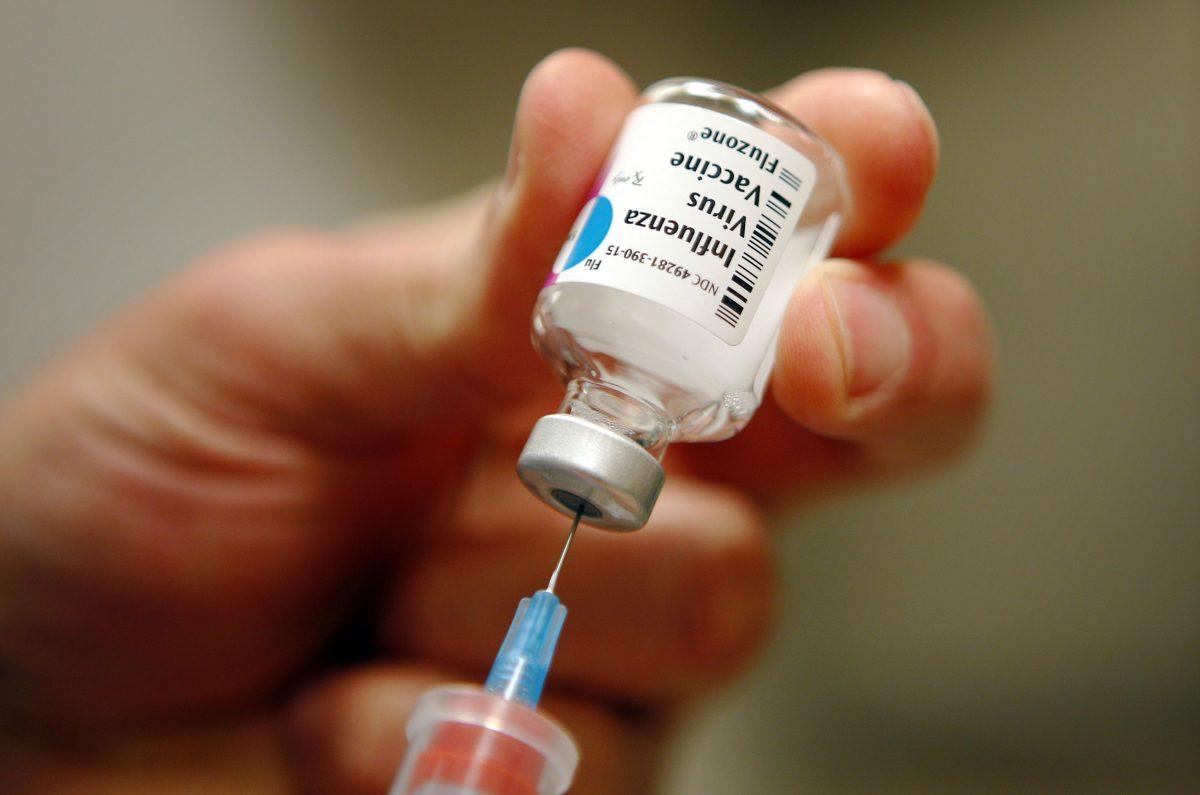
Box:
388;509;584;795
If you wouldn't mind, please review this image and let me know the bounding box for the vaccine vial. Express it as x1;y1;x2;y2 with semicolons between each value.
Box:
517;77;847;530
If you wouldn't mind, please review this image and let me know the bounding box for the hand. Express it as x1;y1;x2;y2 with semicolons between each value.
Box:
0;50;991;794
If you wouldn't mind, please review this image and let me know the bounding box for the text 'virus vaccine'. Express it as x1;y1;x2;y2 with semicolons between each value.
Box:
518;77;847;530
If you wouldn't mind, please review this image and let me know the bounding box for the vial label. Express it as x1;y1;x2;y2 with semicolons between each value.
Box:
547;102;816;345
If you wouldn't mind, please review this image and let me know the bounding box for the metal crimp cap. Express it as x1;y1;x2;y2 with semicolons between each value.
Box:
517;414;665;531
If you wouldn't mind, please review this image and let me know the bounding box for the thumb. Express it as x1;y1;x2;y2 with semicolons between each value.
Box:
347;48;638;422
457;49;637;372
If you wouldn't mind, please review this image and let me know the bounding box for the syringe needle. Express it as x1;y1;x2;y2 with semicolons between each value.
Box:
546;505;584;595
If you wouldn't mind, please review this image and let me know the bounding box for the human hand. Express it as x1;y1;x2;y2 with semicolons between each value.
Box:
0;50;991;794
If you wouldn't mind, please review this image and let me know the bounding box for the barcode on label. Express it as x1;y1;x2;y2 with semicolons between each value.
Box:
714;187;793;329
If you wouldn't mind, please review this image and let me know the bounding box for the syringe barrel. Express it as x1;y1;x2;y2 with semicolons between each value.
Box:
389;685;578;795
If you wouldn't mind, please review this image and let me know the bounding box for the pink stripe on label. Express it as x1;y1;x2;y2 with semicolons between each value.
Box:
586;165;610;200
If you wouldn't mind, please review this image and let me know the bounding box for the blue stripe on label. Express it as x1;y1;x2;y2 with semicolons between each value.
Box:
563;196;613;270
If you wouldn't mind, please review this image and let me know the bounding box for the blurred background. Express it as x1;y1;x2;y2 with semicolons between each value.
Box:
1;1;1197;792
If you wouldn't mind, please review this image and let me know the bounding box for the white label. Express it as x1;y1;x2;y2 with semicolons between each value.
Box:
547;103;816;345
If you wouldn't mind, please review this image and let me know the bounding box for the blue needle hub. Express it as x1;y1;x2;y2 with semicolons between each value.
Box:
483;589;567;707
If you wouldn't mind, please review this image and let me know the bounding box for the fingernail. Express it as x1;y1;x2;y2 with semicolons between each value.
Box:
823;272;911;398
893;79;926;112
491;133;523;217
502;122;523;192
893;79;940;160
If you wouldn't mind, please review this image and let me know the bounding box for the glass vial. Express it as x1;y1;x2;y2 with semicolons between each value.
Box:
517;77;847;530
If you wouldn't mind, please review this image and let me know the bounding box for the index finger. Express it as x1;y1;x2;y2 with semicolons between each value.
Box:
767;68;939;257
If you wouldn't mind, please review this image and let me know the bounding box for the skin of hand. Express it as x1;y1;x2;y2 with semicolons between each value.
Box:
0;50;991;794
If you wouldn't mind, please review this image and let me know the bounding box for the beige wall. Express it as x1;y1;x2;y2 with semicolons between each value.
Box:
2;1;1197;791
